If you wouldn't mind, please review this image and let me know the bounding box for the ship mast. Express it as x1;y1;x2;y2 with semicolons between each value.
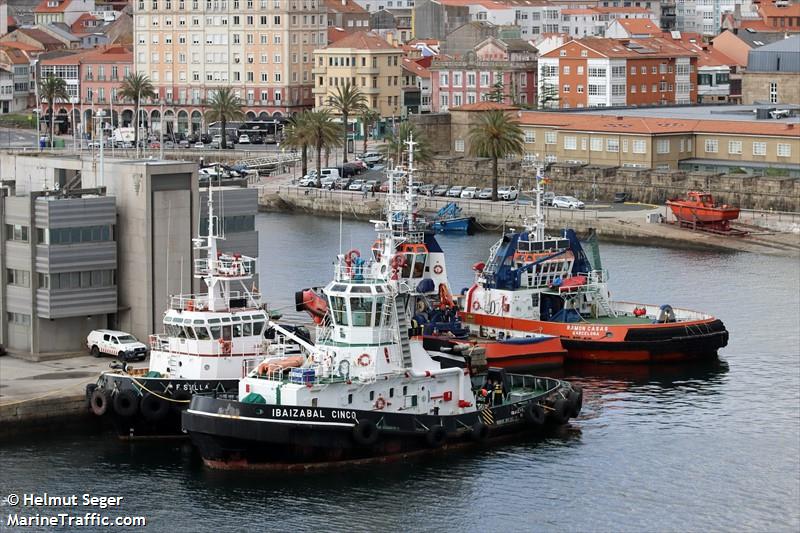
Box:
531;162;546;242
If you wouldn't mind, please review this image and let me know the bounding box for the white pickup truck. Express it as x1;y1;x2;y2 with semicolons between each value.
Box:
86;329;148;361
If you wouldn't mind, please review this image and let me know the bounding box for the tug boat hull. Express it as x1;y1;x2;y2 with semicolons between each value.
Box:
183;376;579;469
86;373;239;438
423;335;566;371
461;312;728;364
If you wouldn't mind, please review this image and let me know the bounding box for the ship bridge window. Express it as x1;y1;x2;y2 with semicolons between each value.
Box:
401;253;427;279
193;319;210;340
331;284;346;292
330;295;348;326
208;318;222;339
231;317;243;337
350;297;374;327
242;319;253;336
375;296;385;326
351;285;372;293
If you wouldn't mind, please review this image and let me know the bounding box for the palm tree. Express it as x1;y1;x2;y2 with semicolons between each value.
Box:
327;82;367;163
359;108;380;153
118;72;156;152
39;75;69;149
205;88;244;149
468;110;524;201
382;121;433;166
283;111;313;177
306;109;340;186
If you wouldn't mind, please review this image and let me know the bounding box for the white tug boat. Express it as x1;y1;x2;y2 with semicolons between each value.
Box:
182;137;582;469
87;182;292;438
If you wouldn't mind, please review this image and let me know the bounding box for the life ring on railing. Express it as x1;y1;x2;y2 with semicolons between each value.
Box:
219;339;232;355
374;397;386;410
433;264;444;275
390;253;406;280
472;300;481;311
185;299;194;311
357;353;371;367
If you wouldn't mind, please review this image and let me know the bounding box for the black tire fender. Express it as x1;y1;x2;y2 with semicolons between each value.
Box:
171;390;193;412
426;425;447;448
550;398;570;425
568;387;583;418
352;419;379;446
89;388;110;417
113;389;139;418
471;421;489;443
524;403;546;426
140;393;169;422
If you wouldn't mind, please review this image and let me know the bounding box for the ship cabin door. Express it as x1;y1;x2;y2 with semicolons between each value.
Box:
327;284;389;341
398;244;428;280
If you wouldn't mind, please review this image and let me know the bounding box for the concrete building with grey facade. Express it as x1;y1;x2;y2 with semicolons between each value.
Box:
742;35;800;105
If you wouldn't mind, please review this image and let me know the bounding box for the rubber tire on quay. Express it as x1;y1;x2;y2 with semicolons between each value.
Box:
85;383;97;400
471;421;490;443
113;389;140;418
352;419;379;446
426;425;447;448
568;387;583;418
524;403;546;426
89;388;111;416
550;398;570;425
90;345;100;357
171;390;193;412
140;393;169;422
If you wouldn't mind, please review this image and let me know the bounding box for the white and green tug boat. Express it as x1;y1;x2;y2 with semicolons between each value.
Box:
182;137;582;469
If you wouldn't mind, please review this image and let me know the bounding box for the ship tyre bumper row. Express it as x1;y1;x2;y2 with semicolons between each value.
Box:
140;393;169;422
471;421;490;443
523;403;546;426
88;387;111;417
352;419;379;446
113;389;140;418
568;386;583;418
425;425;447;448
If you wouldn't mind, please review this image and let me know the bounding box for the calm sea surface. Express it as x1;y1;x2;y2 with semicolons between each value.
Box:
1;212;798;532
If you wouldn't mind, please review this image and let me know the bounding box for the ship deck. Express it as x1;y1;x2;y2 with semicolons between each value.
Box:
582;315;653;325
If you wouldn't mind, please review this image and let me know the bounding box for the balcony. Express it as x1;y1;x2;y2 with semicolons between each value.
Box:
356;66;381;75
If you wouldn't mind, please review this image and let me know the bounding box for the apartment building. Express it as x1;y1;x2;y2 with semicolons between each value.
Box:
741;35;800;104
430;36;538;111
0;46;32;113
402;56;431;113
538;37;698;109
512;111;800;174
133;0;327;133
312;30;402;118
325;0;371;32
677;0;756;35
34;0;96;26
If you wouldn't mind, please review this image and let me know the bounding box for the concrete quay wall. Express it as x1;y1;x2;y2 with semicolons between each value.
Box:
417;157;800;212
0;393;91;438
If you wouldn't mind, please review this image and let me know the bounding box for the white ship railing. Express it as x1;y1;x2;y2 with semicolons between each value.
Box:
169;291;262;310
193;256;256;277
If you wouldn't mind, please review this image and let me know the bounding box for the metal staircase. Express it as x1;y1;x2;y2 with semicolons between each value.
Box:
482;239;503;279
393;295;413;368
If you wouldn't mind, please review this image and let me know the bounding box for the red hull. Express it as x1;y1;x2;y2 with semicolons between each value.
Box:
667;202;740;224
461;337;566;370
460;312;728;364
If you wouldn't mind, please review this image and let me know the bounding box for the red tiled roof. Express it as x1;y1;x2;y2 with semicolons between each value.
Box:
518;112;800;137
17;27;65;46
402;57;430;78
0;41;44;52
34;0;72;13
324;30;396;50
0;46;33;64
546;37;698;59
760;3;800;18
328;27;348;44
450;102;519;112
40;45;132;65
323;0;368;14
70;13;97;34
562;8;596;15
438;0;514;10
614;18;661;35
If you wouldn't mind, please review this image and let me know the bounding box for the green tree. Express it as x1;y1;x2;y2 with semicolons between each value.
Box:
306;109;340;186
118;72;156;151
359;107;380;153
487;76;507;103
382;121;433;166
468;110;524;201
205;88;245;149
283;111;313;177
39;75;69;149
327;81;367;163
538;64;559;109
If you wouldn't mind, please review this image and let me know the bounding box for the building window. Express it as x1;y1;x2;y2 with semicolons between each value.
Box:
590;138;603;152
47;225;113;244
7;312;31;326
5;224;28;242
606;138;619;152
752;142;767;156
563;66;570;75
563;84;570;93
6;268;30;287
564;136;577;150
769;82;778;104
705;139;718;153
524;131;535;144
777;143;791;158
545;131;557;145
454;139;465;152
728;141;742;155
656;139;670;154
632;140;647;154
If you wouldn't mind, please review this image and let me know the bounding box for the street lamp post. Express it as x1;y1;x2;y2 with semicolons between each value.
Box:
96;109;106;186
159;101;164;160
32;59;40;150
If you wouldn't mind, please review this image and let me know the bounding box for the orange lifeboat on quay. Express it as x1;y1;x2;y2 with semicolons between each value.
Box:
666;191;740;231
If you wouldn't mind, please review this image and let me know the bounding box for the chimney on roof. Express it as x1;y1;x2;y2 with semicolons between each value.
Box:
616;116;624;120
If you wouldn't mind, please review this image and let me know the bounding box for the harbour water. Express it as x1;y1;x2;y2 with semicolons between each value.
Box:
1;212;798;532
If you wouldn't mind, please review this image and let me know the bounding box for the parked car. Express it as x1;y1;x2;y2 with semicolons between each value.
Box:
477;187;493;200
86;329;147;362
432;184;450;196
358;151;384;164
363;179;379;192
298;176;318;187
320;176;338;189
613;192;628;203
419;184;435;196
379;181;391;193
193;141;205;149
460;186;479;199
179;139;190;149
339;162;364;178
348;179;366;191
446;186;463;198
409;181;424;194
367;163;385;171
164;140;175;149
543;192;555;206
552;195;585;209
498;185;519;201
251;134;264;144
238;134;251;144
333;177;352;190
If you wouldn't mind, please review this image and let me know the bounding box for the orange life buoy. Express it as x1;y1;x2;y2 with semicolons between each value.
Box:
219;339;232;355
357;353;371;367
185;299;194;311
374;397;386;410
472;300;481;311
433;264;443;275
